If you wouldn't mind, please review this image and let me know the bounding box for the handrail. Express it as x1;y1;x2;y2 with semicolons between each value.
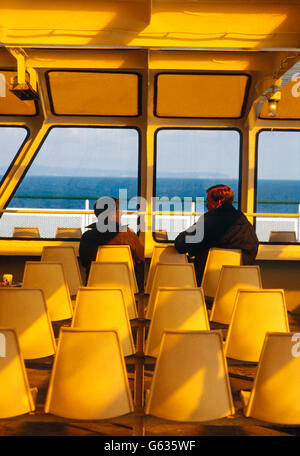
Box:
1;208;300;217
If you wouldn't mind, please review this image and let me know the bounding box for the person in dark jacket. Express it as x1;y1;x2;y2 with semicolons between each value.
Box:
174;184;259;286
79;197;144;290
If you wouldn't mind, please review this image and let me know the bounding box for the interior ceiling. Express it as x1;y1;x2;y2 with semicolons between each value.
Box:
1;0;300;50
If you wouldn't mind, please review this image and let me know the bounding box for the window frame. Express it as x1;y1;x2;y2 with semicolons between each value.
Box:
255;128;300;244
153;127;243;243
4;125;142;221
0;125;30;188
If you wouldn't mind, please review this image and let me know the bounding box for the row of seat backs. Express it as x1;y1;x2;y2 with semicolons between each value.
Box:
1;327;300;425
12;227;82;239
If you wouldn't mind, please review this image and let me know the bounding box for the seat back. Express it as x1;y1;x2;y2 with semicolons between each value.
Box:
146;263;197;319
145;287;209;358
0;328;36;418
96;245;138;294
56;227;82;239
87;262;137;319
41;246;82;296
22;261;73;321
71;287;135;356
13;226;40;238
45;328;134;420
145;246;187;294
201;248;242;299
0;289;56;359
242;332;300;424
224;289;290;362
210;265;262;324
269;231;297;242
145;330;234;422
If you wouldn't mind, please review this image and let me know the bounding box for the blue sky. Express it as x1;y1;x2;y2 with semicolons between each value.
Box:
1;126;300;180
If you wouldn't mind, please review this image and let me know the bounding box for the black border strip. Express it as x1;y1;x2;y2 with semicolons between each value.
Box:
152;127;243;243
154;72;251;119
255;128;300;244
0;69;39;117
2;125;142;226
45;69;142;118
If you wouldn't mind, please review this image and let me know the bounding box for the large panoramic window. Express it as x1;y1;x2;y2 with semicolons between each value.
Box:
3;127;139;238
154;128;241;241
0;127;28;183
256;130;300;242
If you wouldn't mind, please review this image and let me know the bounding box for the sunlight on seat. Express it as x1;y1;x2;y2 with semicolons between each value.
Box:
241;332;300;424
45;328;134;420
145;330;234;422
0;328;37;418
145;287;209;358
71;287;135;356
87;262;137;320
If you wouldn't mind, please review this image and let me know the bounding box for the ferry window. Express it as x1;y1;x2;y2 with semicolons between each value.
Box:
0;127;28;182
155;73;249;118
154;129;241;241
4;127;139;238
0;71;37;116
256;130;300;242
47;71;140;116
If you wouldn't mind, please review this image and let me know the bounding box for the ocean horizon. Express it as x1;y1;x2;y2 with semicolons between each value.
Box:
5;176;300;214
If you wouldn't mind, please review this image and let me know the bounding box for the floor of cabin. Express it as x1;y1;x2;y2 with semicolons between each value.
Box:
1;312;299;438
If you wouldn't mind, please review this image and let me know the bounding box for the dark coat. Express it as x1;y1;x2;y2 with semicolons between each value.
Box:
174;203;259;285
79;223;145;290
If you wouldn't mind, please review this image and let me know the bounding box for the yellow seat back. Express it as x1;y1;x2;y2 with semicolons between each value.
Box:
0;328;36;418
0;289;56;359
145;246;187;294
224;289;290;362
241;332;300;424
210;265;262;324
96;245;138;294
72;287;135;356
145;287;209;358
45;328;134;420
201;248;241;299
13;226;40;238
87;262;137;319
56;227;82;238
146;263;197;319
145;330;234;422
22;261;73;321
41;246;82;297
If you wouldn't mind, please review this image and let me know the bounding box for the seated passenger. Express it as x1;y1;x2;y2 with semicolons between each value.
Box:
79;197;144;290
174;184;259;286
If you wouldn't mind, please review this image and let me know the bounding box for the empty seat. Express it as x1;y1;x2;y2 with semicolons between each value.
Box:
146;263;197;320
96;245;138;294
71;287;135;356
41;246;82;297
0;328;37;418
241;332;300;425
56;227;82;239
22;261;73;322
145;287;210;358
201;248;242;299
13;226;40;238
210;265;262;325
87;262;137;320
145;330;234;422
0;289;56;359
145;246;188;294
224;289;290;362
269;231;297;242
45;328;134;420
